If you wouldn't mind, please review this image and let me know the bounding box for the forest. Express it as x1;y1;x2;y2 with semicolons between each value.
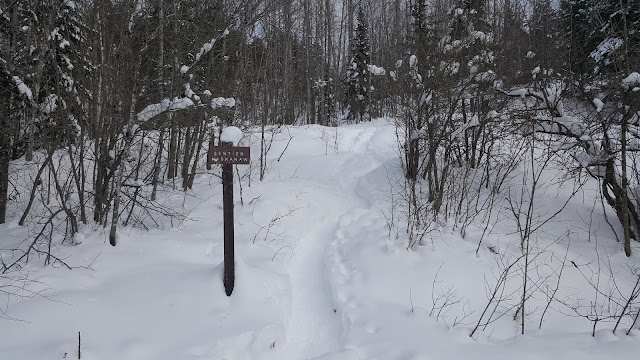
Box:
1;0;640;345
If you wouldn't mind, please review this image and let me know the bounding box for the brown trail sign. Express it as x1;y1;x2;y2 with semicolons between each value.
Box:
208;142;250;296
208;147;250;165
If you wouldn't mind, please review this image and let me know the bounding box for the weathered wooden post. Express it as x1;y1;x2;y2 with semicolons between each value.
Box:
208;127;250;296
221;144;234;295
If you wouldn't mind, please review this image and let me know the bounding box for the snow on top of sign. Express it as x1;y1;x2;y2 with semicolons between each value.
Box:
221;126;243;146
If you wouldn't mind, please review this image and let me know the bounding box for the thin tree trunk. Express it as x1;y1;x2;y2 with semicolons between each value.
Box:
151;0;166;200
19;148;55;226
0;91;9;224
109;64;139;246
620;0;632;256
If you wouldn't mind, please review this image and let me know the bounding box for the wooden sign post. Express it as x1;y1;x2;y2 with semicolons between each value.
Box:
208;139;250;296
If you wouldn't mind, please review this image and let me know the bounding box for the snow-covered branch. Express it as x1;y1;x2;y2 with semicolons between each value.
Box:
180;28;230;75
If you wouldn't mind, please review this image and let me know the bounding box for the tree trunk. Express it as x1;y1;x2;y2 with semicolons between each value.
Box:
0;89;10;224
109;62;139;246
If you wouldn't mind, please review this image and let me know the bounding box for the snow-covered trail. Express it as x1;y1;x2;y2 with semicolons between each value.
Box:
281;186;346;359
276;124;388;360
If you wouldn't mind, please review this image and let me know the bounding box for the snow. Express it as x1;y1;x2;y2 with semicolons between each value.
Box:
508;88;529;98
475;70;496;83
12;76;32;99
181;29;231;74
367;64;386;76
1;120;640;360
169;97;194;111
451;114;480;139
440;61;460;75
532;66;541;77
593;98;604;112
590;38;623;63
184;83;195;98
470;31;492;43
220;126;243;146
622;72;640;90
137;97;195;122
61;54;74;70
38;94;58;114
61;73;74;91
419;91;432;106
211;97;236;109
409;55;417;68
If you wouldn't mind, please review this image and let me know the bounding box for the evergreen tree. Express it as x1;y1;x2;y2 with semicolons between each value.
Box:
344;7;370;122
560;0;639;78
499;0;529;84
528;0;562;73
44;0;93;142
2;0;93;158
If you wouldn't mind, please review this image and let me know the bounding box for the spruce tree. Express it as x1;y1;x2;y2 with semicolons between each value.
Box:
344;7;370;122
560;0;639;78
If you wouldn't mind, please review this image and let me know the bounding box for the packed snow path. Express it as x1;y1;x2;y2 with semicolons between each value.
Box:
279;125;385;359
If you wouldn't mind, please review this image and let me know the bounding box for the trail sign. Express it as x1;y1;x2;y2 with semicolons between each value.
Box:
208;147;250;165
208;139;250;297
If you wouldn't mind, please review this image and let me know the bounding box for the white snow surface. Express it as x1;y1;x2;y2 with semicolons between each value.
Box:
12;76;32;99
1;119;639;360
220;126;243;146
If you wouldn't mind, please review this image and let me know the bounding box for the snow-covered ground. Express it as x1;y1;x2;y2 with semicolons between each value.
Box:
1;119;639;359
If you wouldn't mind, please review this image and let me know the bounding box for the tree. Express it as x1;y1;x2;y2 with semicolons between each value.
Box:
560;0;639;79
528;0;562;73
344;7;370;122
